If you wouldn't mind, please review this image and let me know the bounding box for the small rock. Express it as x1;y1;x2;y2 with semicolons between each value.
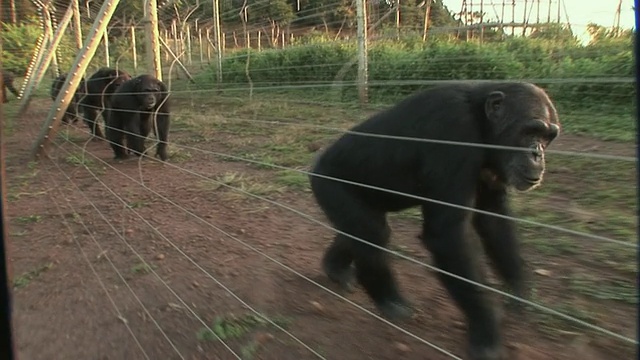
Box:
310;301;324;313
394;342;411;353
192;281;200;288
125;229;134;234
156;254;165;260
534;269;552;277
255;332;274;344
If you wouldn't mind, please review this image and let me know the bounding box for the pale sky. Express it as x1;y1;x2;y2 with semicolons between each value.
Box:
441;0;635;43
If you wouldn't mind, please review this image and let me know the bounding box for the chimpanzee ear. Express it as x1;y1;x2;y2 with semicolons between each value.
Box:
485;91;505;119
158;80;168;93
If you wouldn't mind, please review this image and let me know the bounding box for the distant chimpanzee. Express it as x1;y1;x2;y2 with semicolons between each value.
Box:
50;73;87;124
78;67;131;139
309;82;560;360
106;74;170;161
1;69;20;103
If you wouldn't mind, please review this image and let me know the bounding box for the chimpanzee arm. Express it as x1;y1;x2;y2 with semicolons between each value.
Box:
472;176;527;300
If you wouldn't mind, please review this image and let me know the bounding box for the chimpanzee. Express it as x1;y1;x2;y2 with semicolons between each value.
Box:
106;74;171;161
50;73;87;124
78;67;131;138
1;69;20;103
309;82;560;360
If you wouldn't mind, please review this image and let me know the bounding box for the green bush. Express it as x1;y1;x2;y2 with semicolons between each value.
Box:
208;35;634;108
1;17;42;74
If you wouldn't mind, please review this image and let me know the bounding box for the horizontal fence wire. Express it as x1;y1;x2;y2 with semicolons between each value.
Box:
52;119;638;346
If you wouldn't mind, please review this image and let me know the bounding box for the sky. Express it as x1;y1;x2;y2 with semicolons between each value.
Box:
440;0;635;43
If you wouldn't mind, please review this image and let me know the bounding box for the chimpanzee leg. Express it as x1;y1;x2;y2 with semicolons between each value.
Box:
125;114;145;157
472;180;527;302
153;113;170;161
105;111;127;160
311;178;411;320
82;107;104;138
322;234;355;292
421;200;504;360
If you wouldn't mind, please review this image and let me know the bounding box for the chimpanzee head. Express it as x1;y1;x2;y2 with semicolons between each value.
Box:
483;83;560;192
132;75;167;110
104;69;131;95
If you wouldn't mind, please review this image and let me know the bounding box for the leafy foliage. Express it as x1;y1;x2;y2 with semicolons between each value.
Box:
209;32;633;108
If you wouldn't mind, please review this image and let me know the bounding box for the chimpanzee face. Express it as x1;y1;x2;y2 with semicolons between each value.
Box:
484;85;560;192
134;75;166;110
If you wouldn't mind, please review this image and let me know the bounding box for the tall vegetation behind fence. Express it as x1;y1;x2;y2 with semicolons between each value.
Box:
207;32;633;108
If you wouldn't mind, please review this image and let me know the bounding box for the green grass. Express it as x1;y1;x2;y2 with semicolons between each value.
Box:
197;312;291;341
131;262;155;274
568;274;637;304
14;214;42;224
64;153;94;166
13;262;53;289
558;109;636;142
198;171;285;201
196;313;291;359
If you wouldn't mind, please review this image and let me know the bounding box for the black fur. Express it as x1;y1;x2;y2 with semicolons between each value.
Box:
106;74;171;161
309;82;560;360
1;69;20;103
78;67;131;138
50;73;87;124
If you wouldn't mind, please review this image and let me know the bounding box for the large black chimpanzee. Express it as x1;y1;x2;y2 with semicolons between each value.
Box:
106;74;171;161
1;69;20;103
78;67;131;139
309;82;561;360
50;73;87;124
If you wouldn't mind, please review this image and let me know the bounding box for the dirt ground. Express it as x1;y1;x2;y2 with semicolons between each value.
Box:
3;95;637;360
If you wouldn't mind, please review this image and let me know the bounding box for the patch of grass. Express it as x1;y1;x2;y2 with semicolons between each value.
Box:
591;243;636;274
568;274;637;304
199;171;285;200
167;145;192;162
64;153;94;166
274;170;310;191
13;262;53;289
524;236;579;256
127;200;147;209
529;294;600;335
58;129;87;143
197;313;291;342
241;341;261;359
7;189;49;202
14;214;42;224
559;110;635;142
131;262;155;274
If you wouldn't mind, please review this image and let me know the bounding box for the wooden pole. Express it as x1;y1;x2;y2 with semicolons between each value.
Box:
355;0;368;105
144;0;163;80
212;0;223;84
422;0;432;42
30;0;122;160
72;0;83;49
131;25;138;72
17;6;74;117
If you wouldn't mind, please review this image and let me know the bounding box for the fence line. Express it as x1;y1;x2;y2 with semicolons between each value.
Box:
57;111;637;248
51;141;330;360
53;124;638;346
52;134;466;359
45;170;185;359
